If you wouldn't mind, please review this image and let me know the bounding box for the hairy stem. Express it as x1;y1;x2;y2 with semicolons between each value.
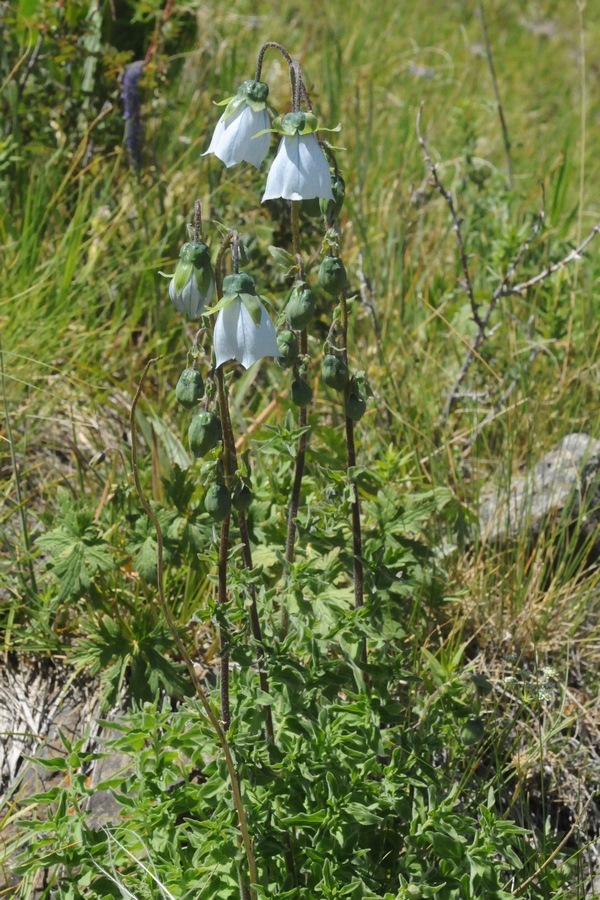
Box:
339;293;364;613
281;201;308;636
255;41;293;81
214;229;274;741
130;358;257;900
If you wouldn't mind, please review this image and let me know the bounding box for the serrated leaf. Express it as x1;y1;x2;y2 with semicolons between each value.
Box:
133;537;158;585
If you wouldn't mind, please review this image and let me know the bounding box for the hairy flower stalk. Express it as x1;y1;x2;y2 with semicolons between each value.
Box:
281;200;308;637
130;359;258;900
213;231;275;743
319;160;366;663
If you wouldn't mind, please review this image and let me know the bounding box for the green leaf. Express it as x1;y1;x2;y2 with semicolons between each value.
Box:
37;506;115;602
460;716;485;746
133;536;158;584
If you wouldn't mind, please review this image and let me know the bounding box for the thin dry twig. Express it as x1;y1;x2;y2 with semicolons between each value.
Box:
417;107;600;426
416;103;482;331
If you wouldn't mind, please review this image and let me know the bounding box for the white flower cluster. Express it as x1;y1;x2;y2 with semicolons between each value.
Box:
203;82;335;203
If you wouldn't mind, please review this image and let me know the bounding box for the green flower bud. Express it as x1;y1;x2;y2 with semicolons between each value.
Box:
170;242;215;319
205;483;231;522
232;483;253;511
188;411;222;458
320;174;346;221
285;282;316;330
277;330;299;368
345;388;366;422
318;256;347;296
321;355;349;391
175;367;204;409
291;377;313;408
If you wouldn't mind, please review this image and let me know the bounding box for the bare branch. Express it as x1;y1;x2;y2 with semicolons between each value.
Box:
502;223;600;297
416;102;482;330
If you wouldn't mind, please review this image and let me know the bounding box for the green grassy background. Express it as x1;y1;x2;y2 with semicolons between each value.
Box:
3;0;600;895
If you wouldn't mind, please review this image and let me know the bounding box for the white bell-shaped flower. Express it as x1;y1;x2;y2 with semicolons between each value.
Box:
169;242;215;319
211;273;281;370
262;112;336;202
203;80;272;170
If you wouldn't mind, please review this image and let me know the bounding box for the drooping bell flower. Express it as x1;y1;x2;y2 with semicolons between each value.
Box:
261;112;339;202
203;80;272;169
169;241;215;319
208;272;281;369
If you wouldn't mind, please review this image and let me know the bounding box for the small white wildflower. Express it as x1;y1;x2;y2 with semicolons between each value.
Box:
203;80;272;169
261;112;339;202
208;272;281;370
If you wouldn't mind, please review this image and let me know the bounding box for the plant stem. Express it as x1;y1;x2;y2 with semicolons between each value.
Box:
214;229;274;742
238;510;275;743
282;201;308;636
130;358;257;900
193;198;202;243
217;506;231;731
255;41;293;81
339;290;366;674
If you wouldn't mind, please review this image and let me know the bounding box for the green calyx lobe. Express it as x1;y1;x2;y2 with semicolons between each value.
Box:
322;355;349;392
175;368;204;408
272;111;320;136
179;241;210;267
221;271;263;325
205;483;231;521
222;272;256;297
242;79;269;104
318;256;347;296
285;282;316;330
276;330;299;368
173;242;214;298
188;411;222;457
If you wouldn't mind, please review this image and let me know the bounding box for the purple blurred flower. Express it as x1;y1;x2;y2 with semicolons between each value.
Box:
122;60;145;169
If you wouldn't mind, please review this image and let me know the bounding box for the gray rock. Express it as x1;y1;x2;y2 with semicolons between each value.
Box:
479;433;600;548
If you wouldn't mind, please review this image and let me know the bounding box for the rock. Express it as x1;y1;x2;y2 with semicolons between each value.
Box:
479;433;600;549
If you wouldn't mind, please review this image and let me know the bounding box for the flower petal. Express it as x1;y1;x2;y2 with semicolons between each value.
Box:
169;277;186;314
238;302;281;369
203;106;271;169
214;298;281;369
262;133;334;201
214;300;242;368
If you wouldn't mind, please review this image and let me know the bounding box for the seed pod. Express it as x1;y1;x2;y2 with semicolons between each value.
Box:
232;483;253;511
188;411;222;458
291;377;313;408
175;367;204;409
205;483;231;522
285;282;316;330
318;256;347;296
345;389;366;422
320;174;346;221
276;330;299;369
321;355;349;392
